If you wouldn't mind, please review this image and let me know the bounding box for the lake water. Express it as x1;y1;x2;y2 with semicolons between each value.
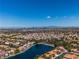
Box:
7;44;54;59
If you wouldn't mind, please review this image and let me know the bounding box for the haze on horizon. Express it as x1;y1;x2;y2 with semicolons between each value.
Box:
0;0;79;28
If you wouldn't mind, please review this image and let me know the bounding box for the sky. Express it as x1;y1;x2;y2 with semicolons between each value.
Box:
0;0;79;28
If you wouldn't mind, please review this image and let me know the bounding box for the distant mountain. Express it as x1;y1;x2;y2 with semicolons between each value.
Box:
0;26;79;32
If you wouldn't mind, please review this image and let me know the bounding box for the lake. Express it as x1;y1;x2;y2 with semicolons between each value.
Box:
7;44;54;59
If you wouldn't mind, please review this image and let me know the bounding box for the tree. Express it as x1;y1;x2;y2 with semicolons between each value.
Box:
15;48;20;54
33;55;39;59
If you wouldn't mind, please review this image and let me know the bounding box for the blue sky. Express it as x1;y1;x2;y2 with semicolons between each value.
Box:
0;0;79;28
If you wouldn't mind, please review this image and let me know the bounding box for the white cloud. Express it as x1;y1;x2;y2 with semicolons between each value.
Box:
46;16;52;19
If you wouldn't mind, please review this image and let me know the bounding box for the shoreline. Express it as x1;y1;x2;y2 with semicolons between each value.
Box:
37;43;55;47
5;43;55;59
5;44;35;59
